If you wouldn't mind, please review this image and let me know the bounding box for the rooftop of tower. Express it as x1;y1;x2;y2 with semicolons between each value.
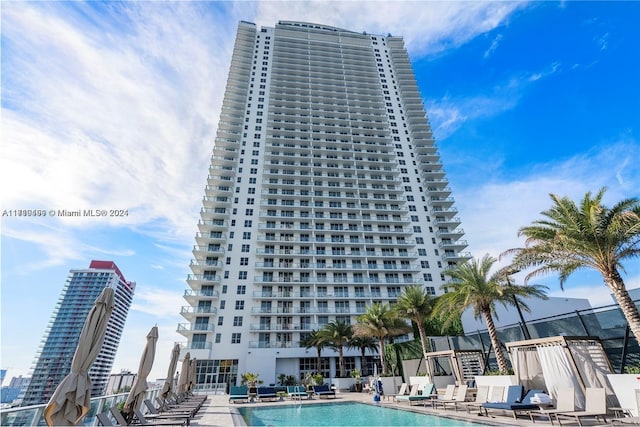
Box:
276;21;360;34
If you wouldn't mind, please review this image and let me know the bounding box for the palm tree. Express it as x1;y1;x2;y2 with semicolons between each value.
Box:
504;188;640;342
300;330;326;374
348;335;378;376
433;254;548;373
319;320;352;378
393;285;435;371
352;303;411;375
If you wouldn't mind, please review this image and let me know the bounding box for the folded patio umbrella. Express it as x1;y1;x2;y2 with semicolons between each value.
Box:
160;343;181;400
123;326;159;418
44;287;115;426
188;357;197;392
177;352;191;394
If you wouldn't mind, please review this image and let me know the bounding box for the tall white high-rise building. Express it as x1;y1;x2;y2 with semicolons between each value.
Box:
178;21;468;390
22;261;135;405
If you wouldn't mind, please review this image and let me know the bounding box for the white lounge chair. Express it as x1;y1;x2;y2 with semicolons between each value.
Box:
529;386;574;425
432;384;468;411
457;385;489;413
554;387;608;426
386;383;408;402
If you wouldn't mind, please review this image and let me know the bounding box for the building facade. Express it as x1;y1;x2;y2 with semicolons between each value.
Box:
179;21;468;389
22;261;135;405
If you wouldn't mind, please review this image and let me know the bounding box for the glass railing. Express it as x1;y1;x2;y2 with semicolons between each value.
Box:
0;388;160;427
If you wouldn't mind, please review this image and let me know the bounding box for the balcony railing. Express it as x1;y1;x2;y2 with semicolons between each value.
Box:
0;389;160;427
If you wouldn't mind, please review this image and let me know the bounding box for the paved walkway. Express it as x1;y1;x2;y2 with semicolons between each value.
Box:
189;391;611;426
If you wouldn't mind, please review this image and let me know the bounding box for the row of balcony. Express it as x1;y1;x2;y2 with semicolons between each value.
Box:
253;278;420;285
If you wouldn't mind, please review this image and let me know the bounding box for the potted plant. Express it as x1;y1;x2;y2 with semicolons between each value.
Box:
351;369;363;392
240;372;263;395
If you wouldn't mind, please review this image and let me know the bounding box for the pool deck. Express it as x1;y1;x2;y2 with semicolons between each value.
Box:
188;391;611;426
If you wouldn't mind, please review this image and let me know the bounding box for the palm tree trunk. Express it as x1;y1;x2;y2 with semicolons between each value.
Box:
378;337;387;376
608;271;640;344
338;347;345;377
483;310;509;373
316;348;322;374
416;322;431;377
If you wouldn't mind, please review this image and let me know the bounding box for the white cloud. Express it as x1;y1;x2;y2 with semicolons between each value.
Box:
484;33;504;59
130;287;184;317
427;63;560;139
455;140;640;271
254;1;527;56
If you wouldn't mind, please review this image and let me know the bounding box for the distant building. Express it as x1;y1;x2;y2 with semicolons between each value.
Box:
461;296;592;334
21;261;135;405
1;376;30;406
105;370;136;395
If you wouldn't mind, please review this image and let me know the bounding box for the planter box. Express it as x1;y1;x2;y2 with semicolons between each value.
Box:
332;377;355;392
474;375;518;401
607;374;640;416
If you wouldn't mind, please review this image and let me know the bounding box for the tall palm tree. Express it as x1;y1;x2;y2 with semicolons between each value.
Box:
433;254;548;373
348;336;378;376
393;285;435;373
352;303;411;375
504;188;640;342
319;320;352;378
300;330;326;374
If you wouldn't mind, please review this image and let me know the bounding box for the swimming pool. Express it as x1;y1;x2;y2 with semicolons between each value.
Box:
238;401;488;426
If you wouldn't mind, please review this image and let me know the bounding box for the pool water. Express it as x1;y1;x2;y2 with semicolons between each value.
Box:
238;401;487;426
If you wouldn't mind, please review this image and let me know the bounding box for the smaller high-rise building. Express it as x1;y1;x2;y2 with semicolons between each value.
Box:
21;261;135;406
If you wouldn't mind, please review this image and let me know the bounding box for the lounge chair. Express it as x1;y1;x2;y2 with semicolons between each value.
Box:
457;385;490;413
430;384;457;407
386;383;408;402
363;377;374;394
144;399;196;418
554;387;608;426
257;386;278;402
433;384;469;411
313;384;336;398
134;408;190;426
109;407;130;426
612;389;640;425
484;388;544;419
481;385;525;418
287;385;308;400
528;386;574;425
229;385;250;403
96;412;118;426
396;383;436;406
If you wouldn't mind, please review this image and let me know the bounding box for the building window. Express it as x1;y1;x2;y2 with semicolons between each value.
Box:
238;271;247;280
218;317;224;326
231;333;241;344
235;300;245;310
237;285;246;295
233;316;243;327
241;245;250;252
215;333;221;343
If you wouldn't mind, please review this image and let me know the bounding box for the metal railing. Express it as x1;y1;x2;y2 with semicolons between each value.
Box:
0;388;160;426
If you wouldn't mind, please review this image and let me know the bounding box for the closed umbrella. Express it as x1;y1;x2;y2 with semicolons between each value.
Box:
44;287;115;426
123;326;158;418
177;352;191;394
188;357;197;392
160;343;181;400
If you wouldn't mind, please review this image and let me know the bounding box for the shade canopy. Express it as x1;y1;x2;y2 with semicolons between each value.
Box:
44;287;115;426
160;343;181;400
124;326;159;415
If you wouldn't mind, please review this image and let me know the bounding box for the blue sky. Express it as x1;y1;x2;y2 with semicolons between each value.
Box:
1;1;639;383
